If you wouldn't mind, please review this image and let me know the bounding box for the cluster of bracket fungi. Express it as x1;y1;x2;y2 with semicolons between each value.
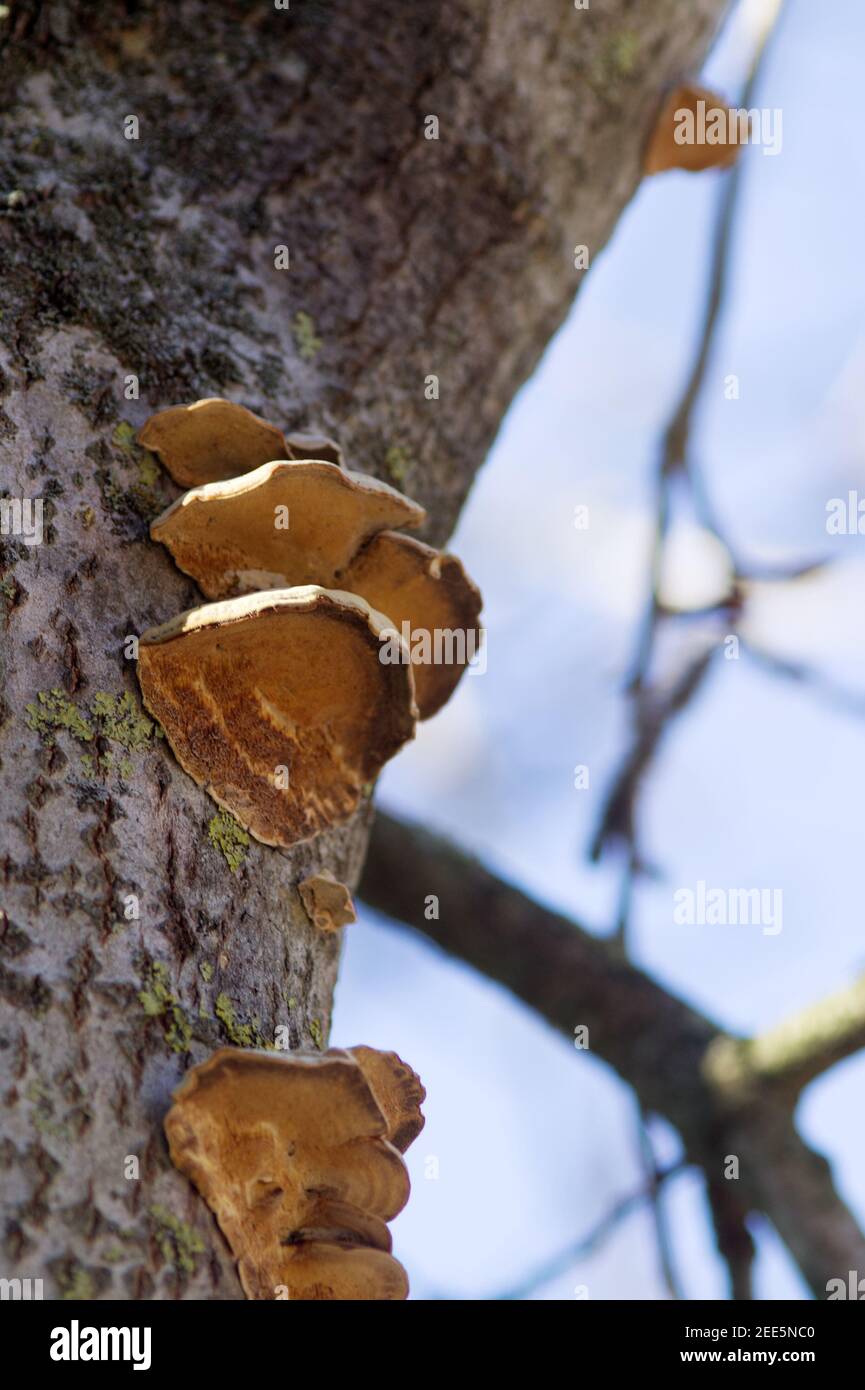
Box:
165;1046;426;1300
137;398;480;1298
137;397;482;850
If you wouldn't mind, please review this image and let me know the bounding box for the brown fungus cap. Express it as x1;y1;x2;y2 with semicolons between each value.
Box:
342;531;483;719
149;458;426;600
350;1046;427;1153
164;1047;420;1300
299;871;357;932
285;431;343;466
138;398;288;488
644;84;748;175
137;587;417;849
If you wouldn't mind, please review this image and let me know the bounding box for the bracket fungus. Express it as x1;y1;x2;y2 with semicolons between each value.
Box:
149;458;426;598
139;399;482;843
299;871;357;932
149;464;480;718
644;84;748;174
137;587;416;848
138;398;290;488
164;1046;425;1300
349;1045;427;1154
342;531;483;719
284;431;343;466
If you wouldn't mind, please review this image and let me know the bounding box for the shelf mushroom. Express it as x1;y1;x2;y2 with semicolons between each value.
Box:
139;398;291;488
299;871;357;932
350;1045;427;1153
149;458;426;596
644;84;748;174
283;431;343;466
164;1046;425;1300
341;531;482;719
137;587;417;848
137;398;482;841
149;458;481;718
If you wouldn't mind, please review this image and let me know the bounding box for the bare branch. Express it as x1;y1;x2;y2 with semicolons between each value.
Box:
488;1160;687;1302
707;974;865;1099
362;810;865;1295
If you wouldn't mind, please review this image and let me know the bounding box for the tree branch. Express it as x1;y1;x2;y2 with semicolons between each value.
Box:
488;1160;687;1302
708;974;865;1099
361;810;865;1296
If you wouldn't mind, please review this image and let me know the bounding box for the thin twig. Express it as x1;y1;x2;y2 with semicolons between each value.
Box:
487;1160;688;1302
604;0;788;1294
636;1109;683;1299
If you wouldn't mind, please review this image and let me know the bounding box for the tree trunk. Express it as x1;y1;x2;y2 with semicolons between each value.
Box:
0;0;727;1299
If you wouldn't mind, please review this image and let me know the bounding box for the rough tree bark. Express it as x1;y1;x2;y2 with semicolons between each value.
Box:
0;0;727;1299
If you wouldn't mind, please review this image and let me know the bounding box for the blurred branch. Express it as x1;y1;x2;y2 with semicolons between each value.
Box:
637;1109;684;1299
363;812;720;1126
743;638;865;720
362;810;865;1297
709;973;865;1098
488;1160;687;1301
705;1175;756;1300
603;0;790;863
590;647;715;863
594;0;789;1290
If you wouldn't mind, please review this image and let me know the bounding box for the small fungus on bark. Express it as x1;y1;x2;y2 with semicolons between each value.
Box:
299;871;357;932
644;83;748;174
164;1046;424;1299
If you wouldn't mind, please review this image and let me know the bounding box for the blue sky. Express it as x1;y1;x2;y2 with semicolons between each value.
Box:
332;0;865;1299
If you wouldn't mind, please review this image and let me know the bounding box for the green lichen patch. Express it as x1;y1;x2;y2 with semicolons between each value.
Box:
214;992;268;1049
59;1267;95;1300
199;961;214;983
309;1018;325;1051
208;809;249;873
25;1079;69;1142
26;689;94;745
27;688;160;779
100;1244;127;1264
112;420;161;489
90;690;158;751
593;31;640;87
149;1205;205;1277
114;429;163;512
384;445;411;486
293;310;322;361
111;421;138;450
138;961;192;1054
